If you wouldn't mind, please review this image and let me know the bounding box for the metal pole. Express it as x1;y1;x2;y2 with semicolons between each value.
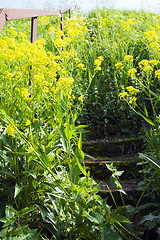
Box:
60;12;64;40
69;8;71;18
31;17;37;43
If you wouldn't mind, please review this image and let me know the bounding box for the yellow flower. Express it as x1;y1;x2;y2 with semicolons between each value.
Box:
124;55;133;62
26;120;31;126
6;124;14;137
129;96;137;104
95;66;101;71
94;56;104;71
78;96;83;101
149;60;159;66
155;69;160;80
21;88;29;99
8;28;17;36
74;58;80;63
143;65;153;73
139;59;149;68
115;62;123;70
128;68;137;78
78;63;86;70
27;146;34;153
119;92;129;100
126;86;139;94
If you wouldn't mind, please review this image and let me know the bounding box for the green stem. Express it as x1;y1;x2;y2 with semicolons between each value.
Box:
136;173;155;208
106;185;117;209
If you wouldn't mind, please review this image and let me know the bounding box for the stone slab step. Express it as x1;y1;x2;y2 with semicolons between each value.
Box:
97;180;143;203
83;137;143;157
99;180;140;192
84;156;142;181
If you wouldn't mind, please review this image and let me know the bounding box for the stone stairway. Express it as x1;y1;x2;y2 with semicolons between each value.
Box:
83;137;144;203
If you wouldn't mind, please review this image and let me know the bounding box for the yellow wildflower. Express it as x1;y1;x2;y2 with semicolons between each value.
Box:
74;58;80;64
78;96;83;101
6;124;14;137
143;65;153;73
149;60;159;66
26;120;31;126
155;69;160;80
128;68;137;78
27;146;34;153
115;62;123;70
94;56;104;71
119;92;129;100
21;88;29;99
139;59;149;68
8;28;17;36
124;55;133;62
126;86;139;94
129;96;137;104
78;63;86;70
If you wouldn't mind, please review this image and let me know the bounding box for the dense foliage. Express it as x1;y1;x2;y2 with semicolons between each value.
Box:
0;7;160;239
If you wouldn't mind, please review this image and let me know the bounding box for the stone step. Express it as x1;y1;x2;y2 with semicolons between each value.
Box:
83;137;143;157
84;156;142;180
99;180;141;192
97;180;143;203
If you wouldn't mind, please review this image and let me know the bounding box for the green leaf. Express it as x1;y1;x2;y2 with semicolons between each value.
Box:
101;224;122;240
20;207;35;216
74;148;86;176
88;69;92;84
83;211;99;223
78;132;82;149
138;112;155;126
14;183;23;198
94;212;104;224
143;104;149;117
110;213;130;223
139;153;160;174
0;151;14;165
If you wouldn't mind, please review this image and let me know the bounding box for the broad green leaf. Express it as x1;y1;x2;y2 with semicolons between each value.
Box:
14;183;23;198
83;211;99;223
72;164;80;184
140;213;160;224
74;149;86;176
93;212;104;224
101;224;122;240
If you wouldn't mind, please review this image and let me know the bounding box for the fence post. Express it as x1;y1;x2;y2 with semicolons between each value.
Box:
69;8;71;18
60;12;64;40
30;17;37;98
31;17;37;43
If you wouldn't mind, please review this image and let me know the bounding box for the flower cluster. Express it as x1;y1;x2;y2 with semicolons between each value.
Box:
94;56;104;71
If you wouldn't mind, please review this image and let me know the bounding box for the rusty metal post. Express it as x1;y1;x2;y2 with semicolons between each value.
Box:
31;17;37;43
69;8;71;18
30;16;37;100
60;12;64;40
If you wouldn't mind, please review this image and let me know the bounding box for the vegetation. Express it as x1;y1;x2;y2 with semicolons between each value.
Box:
0;7;160;239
